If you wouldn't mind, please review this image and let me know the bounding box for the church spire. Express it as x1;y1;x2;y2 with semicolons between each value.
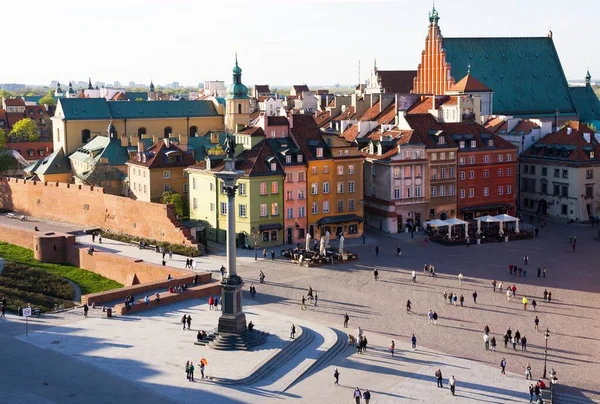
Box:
429;2;440;24
149;80;155;93
586;69;591;86
88;77;93;90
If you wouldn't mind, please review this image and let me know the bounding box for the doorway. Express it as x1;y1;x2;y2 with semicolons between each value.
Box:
287;228;292;245
440;212;448;220
309;225;314;238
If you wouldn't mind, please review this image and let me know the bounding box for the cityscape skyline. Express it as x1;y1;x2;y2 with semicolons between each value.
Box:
1;0;598;87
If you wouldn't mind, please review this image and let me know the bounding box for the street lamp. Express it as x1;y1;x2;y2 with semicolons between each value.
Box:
543;327;550;379
251;228;258;260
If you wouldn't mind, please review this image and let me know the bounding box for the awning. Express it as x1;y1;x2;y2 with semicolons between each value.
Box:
460;203;512;212
259;223;283;231
317;214;363;226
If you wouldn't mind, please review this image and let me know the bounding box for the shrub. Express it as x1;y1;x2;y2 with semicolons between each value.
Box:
99;231;201;257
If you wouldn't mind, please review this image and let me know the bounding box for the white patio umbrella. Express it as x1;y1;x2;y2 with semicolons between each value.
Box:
325;231;331;248
444;218;468;237
424;219;449;227
338;235;345;254
319;236;326;256
476;215;498;235
493;214;517;222
305;233;312;250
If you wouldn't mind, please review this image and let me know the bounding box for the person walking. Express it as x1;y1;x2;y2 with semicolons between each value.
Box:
353;387;362;404
185;361;190;380
548;291;552;302
543;267;547;278
498;281;503;293
397;247;402;256
363;389;371;404
491;336;497;351
433;311;438;325
411;270;416;283
459;294;464;307
169;250;173;260
427;310;434;325
314;292;318;306
449;375;456;396
529;384;535;403
262;248;267;259
411;334;417;350
375;245;379;257
472;291;478;304
344;313;349;328
435;368;443;388
98;234;102;244
458;273;464;284
515;330;521;343
532;299;537;311
503;333;509;348
526;363;532;380
181;315;187;330
199;361;205;379
271;250;275;260
521;336;527;351
500;358;506;375
522;296;529;310
390;340;395;356
333;368;340;385
484;324;490;335
406;299;412;313
506;289;511;302
188;362;195;382
290;324;296;339
543;289;548;301
534;383;541;401
373;268;379;281
512;336;517;350
537;267;541;278
83;303;89;318
534;316;539;332
483;333;489;350
187;315;191;330
492;280;497;292
301;296;306;310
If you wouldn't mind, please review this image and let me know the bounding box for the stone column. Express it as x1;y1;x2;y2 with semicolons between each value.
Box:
214;157;246;335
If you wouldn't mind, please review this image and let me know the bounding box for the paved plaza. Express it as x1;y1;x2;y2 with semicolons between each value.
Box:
0;214;599;402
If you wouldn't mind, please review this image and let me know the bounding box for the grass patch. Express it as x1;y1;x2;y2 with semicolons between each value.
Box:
0;242;122;296
0;263;76;313
99;230;201;257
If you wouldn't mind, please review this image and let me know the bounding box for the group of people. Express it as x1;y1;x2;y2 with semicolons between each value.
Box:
300;287;318;310
208;295;220;310
249;283;257;298
184;258;195;269
528;379;547;403
184;360;205;381
181;314;192;330
123;294;136;311
196;330;208;341
169;284;187;293
423;264;437;277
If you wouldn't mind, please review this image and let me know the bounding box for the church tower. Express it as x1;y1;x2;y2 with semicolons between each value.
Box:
148;80;156;101
225;54;250;133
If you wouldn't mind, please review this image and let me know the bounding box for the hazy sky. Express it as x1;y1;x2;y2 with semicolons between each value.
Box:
2;0;597;86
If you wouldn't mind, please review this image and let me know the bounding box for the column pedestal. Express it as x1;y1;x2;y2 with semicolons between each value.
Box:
217;275;246;334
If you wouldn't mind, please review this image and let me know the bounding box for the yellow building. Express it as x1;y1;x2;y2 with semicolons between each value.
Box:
51;98;224;156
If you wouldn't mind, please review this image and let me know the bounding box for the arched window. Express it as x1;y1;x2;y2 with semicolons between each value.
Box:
189;126;198;137
137;127;147;137
164;126;172;138
238;103;242;114
81;129;91;143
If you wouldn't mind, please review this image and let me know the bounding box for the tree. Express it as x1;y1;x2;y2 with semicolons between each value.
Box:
160;191;185;217
10;118;40;141
38;94;56;106
0;133;16;173
0;90;13;100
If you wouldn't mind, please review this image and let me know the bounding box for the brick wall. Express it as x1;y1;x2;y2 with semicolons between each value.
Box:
0;223;35;249
0;177;196;246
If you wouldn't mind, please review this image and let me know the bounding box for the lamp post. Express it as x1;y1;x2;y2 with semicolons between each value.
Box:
252;228;258;260
543;327;550;379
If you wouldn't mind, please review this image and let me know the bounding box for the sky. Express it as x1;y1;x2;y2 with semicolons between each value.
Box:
2;0;598;87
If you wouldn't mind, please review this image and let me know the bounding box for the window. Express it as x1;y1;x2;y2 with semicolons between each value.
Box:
163;170;171;179
348;181;355;193
210;183;214;192
440;168;446;179
348;164;355;174
316;148;323;158
163;185;171;192
562;170;568;179
286;190;293;200
297;171;305;182
497;186;504;195
586;185;593;198
506;185;512;194
468;156;475;164
553;184;559;196
541;183;548;194
459;141;465;149
449;167;455;178
561;204;568;215
483;187;489;196
394;188;401;199
192;177;197;190
286;207;294;219
270;130;276;138
468;170;474;179
404;166;412;177
431;186;437;197
337;182;344;193
348;199;355;211
298;189;305;200
193;198;198;209
405;187;412;198
449;184;455;195
554;169;560;178
311;183;318;195
459;171;465;180
459;157;465;165
415;166;423;176
459;189;465;198
586;170;593;179
297;155;303;163
210;203;215;211
260;182;267;195
506;154;512;162
530;166;536;175
221;202;227;215
431;168;438;179
431;153;437;161
497;168;503;177
311;166;317;175
483;155;490;163
561;185;568;197
271;162;277;171
469;188;475;197
506;168;512;176
470;140;476;148
541;167;547;176
262;232;269;242
311;202;318;214
337;165;344;175
337;200;344;212
239;183;246;196
260;204;267;217
298;206;305;217
449;152;455;159
270;230;278;241
239;204;247;217
183;184;188;193
271;203;279;215
323;165;329;173
271;181;278;194
440;152;446;160
323;201;330;213
483;169;489;178
415;186;422;197
323;182;330;193
439;185;446;196
439;136;446;145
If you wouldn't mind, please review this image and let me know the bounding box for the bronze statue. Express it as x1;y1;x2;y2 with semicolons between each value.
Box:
224;133;237;159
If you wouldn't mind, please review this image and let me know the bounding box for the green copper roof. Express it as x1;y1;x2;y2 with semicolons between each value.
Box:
227;55;249;99
126;92;148;101
58;98;221;120
569;85;600;122
69;135;130;166
443;37;576;116
32;148;71;175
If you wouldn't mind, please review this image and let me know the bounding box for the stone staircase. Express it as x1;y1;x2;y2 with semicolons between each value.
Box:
209;330;269;351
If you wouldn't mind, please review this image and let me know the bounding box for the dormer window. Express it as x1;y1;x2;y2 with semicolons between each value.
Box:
285;155;292;163
270;162;277;171
591;152;595;159
368;142;374;154
459;141;465;149
488;139;494;147
376;143;382;156
297;155;303;163
470;140;477;148
438;136;446;145
271;130;276;138
316;148;323;158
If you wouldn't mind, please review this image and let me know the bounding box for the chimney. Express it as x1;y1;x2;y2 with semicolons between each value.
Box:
120;134;128;147
152;134;158;143
137;141;145;153
130;135;139;147
164;137;171;148
566;127;572;135
431;95;436;111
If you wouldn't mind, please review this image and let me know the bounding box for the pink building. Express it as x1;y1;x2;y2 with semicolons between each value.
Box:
258;115;290;139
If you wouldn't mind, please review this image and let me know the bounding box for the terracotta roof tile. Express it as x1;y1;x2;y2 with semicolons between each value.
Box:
448;73;492;92
128;139;195;169
359;102;382;121
377;103;396;125
522;122;600;162
238;126;265;137
335;106;356;121
3;98;25;107
267;116;289;126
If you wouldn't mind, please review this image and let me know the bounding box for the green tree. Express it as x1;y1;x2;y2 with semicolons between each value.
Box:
160;191;185;217
38;94;56;106
0;132;16;173
10;118;40;141
0;90;13;100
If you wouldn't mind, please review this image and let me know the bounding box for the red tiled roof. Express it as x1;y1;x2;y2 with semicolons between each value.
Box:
293;85;310;93
327;99;336;108
7;113;23;127
511;120;539;134
290;114;327;160
376;70;417;93
254;85;270;94
6;141;53;159
448;73;491;93
250;110;261;120
128;139;195;169
407;96;452;115
377;103;396;125
267;116;289;126
483;117;507;133
111;92;129;101
336;106;356;121
342;125;359;142
522;122;600;162
314;110;332;128
239;126;265;137
3;98;25;107
359;102;381;121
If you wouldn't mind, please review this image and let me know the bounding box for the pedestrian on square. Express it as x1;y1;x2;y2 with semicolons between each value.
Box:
443;291;448;301
512;336;517;350
433;311;438;325
92;233;96;243
492;280;497;292
344;313;349;328
532;299;537;311
397;247;402;256
199;361;205;379
498;281;503;293
424;264;429;274
181;315;187;330
428;310;434;324
1;304;5;318
301;296;306;310
484;324;490;335
406;299;412;313
271;250;275;260
503;333;509;348
529;384;535;402
524;255;529;265
459;294;464;307
507;327;512;339
543;289;548;301
458;273;464;284
314;292;318;306
534;316;540;331
187;315;191;330
512;285;517;297
484;333;490;350
363;389;371;404
435;369;443;387
521;336;527;351
449;375;456;395
500;358;506;374
353;387;362;404
515;329;521;343
373;268;379;281
390;340;395;356
491;336;497;351
518;267;523;276
83;303;89;318
453;294;458;305
363;336;368;353
162;250;166;259
537;267;541;277
375;245;379;256
411;334;417;350
185;361;190;380
548;291;552;302
290;324;296;339
472;291;478;304
162;260;166;266
263;248;267;259
98;234;102;244
543;267;547;278
169;250;173;260
522;297;529;310
534;383;541;401
220;265;225;278
333;368;340;385
523;268;527;277
188;362;195;382
412;270;416;283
